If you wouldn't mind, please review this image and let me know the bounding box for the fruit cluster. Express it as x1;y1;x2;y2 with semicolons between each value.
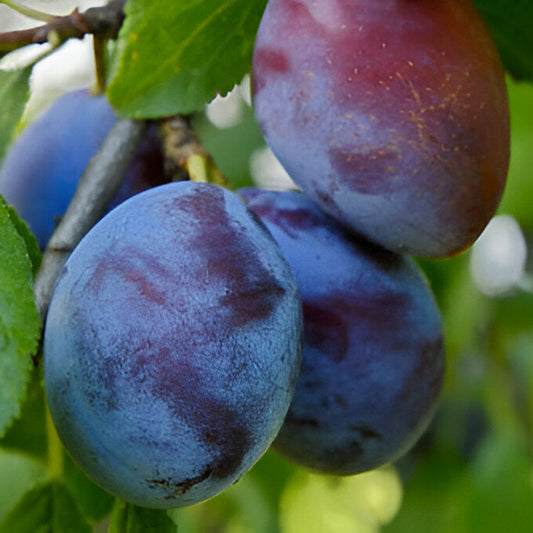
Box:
0;0;509;510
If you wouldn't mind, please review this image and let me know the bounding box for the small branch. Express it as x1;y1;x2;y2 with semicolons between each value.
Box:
34;117;147;322
1;0;57;23
0;0;126;56
160;115;230;187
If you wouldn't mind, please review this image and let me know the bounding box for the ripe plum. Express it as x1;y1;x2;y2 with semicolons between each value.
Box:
241;187;445;475
44;181;302;507
252;0;510;258
0;89;166;249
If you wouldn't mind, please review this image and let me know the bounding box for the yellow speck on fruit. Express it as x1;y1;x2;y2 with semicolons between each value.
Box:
130;33;138;41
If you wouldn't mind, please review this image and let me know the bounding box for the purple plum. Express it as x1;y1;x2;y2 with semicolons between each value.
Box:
44;181;302;508
240;187;445;475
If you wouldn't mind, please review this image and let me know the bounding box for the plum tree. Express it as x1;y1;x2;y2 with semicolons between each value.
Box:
43;181;303;508
240;187;445;475
252;0;510;258
0;89;166;249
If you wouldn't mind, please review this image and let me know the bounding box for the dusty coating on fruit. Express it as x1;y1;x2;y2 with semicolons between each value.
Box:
252;0;510;257
44;182;302;507
241;188;445;475
0;89;166;250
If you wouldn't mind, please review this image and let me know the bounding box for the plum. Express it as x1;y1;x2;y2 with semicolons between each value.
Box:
0;89;166;249
252;0;510;258
240;187;445;475
43;181;302;508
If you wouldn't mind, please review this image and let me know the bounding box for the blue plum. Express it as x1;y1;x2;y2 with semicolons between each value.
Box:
252;0;510;258
0;89;166;249
240;187;445;475
44;181;302;508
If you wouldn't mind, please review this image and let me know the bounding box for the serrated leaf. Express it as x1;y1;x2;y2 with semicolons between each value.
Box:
0;481;90;533
0;197;41;437
0;66;33;165
109;501;177;533
107;0;267;118
472;0;533;83
4;201;42;278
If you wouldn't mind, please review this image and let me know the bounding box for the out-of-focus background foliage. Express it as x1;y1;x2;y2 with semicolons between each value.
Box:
0;1;532;531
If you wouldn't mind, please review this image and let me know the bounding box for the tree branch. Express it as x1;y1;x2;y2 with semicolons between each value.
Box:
0;0;127;56
34;116;147;322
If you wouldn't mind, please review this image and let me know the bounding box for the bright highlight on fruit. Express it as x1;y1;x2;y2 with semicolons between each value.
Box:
252;0;510;258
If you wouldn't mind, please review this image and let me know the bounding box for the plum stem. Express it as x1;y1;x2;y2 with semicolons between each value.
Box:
160;115;230;188
46;404;63;478
34;117;147;323
93;34;107;94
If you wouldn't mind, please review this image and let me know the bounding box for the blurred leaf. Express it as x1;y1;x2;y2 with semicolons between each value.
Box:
497;80;533;228
0;449;47;523
107;0;267;118
0;66;32;165
472;0;533;82
0;366;47;459
0;197;41;437
0;481;90;533
109;501;176;533
63;453;115;522
279;467;402;533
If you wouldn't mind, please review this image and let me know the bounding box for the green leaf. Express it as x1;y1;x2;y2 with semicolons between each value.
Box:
472;0;533;82
63;453;115;522
0;449;47;523
4;203;42;277
0;66;33;165
0;366;47;459
498;81;533;227
0;481;90;533
107;0;267;118
108;501;177;533
0;197;41;437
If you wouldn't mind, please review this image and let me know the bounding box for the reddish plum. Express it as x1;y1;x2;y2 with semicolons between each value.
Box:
252;0;510;258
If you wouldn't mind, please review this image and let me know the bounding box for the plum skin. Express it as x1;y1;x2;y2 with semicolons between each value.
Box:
252;0;510;258
0;89;165;249
43;181;302;508
240;187;445;475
